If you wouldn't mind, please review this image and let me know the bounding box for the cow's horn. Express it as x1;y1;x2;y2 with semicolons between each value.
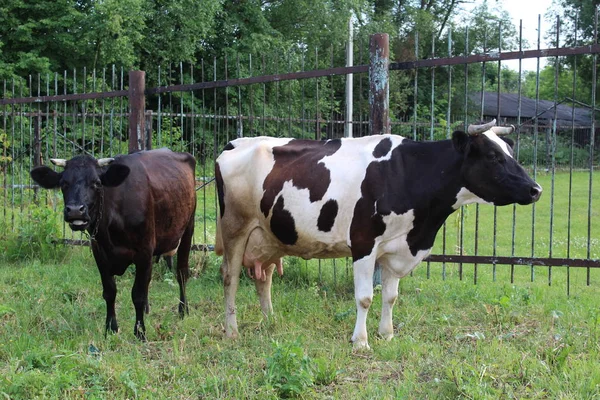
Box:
50;158;67;167
467;119;497;135
97;158;115;167
490;125;515;135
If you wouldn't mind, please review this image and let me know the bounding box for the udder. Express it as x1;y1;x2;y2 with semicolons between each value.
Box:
242;228;284;281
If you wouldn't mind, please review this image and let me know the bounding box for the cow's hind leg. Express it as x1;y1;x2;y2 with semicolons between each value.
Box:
221;240;245;339
132;257;153;341
378;266;399;340
254;263;275;317
176;214;195;318
351;256;376;350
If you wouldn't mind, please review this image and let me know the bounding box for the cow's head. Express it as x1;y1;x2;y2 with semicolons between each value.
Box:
452;119;542;206
30;155;130;231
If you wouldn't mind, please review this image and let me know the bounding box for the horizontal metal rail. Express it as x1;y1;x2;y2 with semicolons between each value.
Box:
5;45;598;105
54;239;600;268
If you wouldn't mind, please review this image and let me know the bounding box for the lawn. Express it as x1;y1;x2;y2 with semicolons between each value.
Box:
0;171;598;399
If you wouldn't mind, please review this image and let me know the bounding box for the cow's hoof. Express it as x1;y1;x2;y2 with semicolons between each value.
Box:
351;338;371;351
378;331;394;341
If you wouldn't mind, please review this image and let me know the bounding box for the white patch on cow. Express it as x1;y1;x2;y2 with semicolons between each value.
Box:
452;187;492;209
482;130;512;157
70;220;87;226
377;211;431;278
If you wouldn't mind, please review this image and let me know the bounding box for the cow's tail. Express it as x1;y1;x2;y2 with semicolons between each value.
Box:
214;162;225;256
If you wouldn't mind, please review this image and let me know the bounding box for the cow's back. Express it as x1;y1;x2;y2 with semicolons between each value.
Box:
215;135;407;260
105;149;196;256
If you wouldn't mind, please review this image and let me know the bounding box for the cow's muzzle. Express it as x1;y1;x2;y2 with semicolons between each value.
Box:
530;184;543;203
64;204;90;231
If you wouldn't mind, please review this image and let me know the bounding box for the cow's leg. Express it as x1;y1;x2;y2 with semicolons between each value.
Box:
132;258;153;341
99;273;118;336
351;256;376;350
222;246;245;339
378;266;399;340
254;263;275;316
176;215;194;318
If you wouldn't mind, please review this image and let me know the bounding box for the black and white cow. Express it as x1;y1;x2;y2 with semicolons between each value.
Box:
215;120;542;349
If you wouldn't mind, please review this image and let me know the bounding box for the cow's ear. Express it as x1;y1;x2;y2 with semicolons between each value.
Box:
501;136;515;149
452;130;470;154
30;166;61;189
101;164;130;187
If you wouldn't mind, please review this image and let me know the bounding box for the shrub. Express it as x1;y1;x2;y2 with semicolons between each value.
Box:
1;204;68;263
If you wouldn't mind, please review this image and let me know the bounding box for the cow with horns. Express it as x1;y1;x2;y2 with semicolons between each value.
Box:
215;119;542;349
30;148;197;340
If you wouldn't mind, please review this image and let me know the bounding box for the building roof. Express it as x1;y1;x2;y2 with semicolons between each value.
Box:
470;92;592;127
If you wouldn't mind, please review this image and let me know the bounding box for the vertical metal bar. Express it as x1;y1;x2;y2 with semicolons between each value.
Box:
345;17;354;138
289;51;293;138
82;66;87;152
315;47;320;140
549;16;561;287
369;33;390;136
330;45;334;139
413;31;419;140
249;54;254;136
190;64;195;155
442;28;453;280
460;27;469;279
429;33;435;280
237;54;243;139
92;68;96;157
531;14;542;283
128;70;146;153
492;22;503;282
180;62;185;151
587;8;598;286
567;16;579;296
201;58;207;246
511;21;524;284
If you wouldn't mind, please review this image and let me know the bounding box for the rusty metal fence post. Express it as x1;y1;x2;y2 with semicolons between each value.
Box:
128;70;147;152
369;33;390;135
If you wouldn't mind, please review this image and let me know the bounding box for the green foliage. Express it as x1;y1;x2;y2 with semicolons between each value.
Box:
263;337;339;397
516;132;594;168
264;337;315;397
1;204;68;263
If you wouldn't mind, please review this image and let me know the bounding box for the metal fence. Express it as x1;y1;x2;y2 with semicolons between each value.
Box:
1;25;599;293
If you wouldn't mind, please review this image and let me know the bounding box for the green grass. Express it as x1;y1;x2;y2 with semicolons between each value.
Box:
0;171;598;398
1;248;600;399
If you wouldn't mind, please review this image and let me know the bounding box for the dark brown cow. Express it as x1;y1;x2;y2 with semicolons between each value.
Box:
215;120;542;349
30;148;196;340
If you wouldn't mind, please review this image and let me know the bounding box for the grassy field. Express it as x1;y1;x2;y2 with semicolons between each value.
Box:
1;247;600;399
0;171;598;398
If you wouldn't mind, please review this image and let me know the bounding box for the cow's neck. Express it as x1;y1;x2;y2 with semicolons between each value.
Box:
394;139;466;255
86;188;106;241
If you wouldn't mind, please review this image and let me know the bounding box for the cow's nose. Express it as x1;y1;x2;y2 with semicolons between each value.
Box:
531;185;542;202
65;204;86;215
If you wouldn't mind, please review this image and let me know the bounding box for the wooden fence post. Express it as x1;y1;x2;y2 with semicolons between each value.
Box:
369;33;390;135
128;70;146;152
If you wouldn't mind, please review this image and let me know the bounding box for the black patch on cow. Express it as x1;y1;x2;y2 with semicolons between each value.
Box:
372;137;392;158
260;139;342;217
215;163;226;218
317;199;338;232
350;140;461;260
223;142;235;151
270;196;298;245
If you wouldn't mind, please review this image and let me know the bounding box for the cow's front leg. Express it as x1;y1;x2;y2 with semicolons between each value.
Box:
132;259;153;341
99;273;118;336
254;263;275;316
351;257;376;350
378;266;399;340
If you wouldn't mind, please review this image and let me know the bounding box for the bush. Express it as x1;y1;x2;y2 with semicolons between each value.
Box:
1;205;68;263
516;133;593;169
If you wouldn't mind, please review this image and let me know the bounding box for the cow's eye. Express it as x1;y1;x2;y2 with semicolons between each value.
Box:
93;180;102;189
486;152;498;162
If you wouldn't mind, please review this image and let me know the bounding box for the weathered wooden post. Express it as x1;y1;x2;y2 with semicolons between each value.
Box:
369;33;390;286
369;33;390;136
128;70;146;152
